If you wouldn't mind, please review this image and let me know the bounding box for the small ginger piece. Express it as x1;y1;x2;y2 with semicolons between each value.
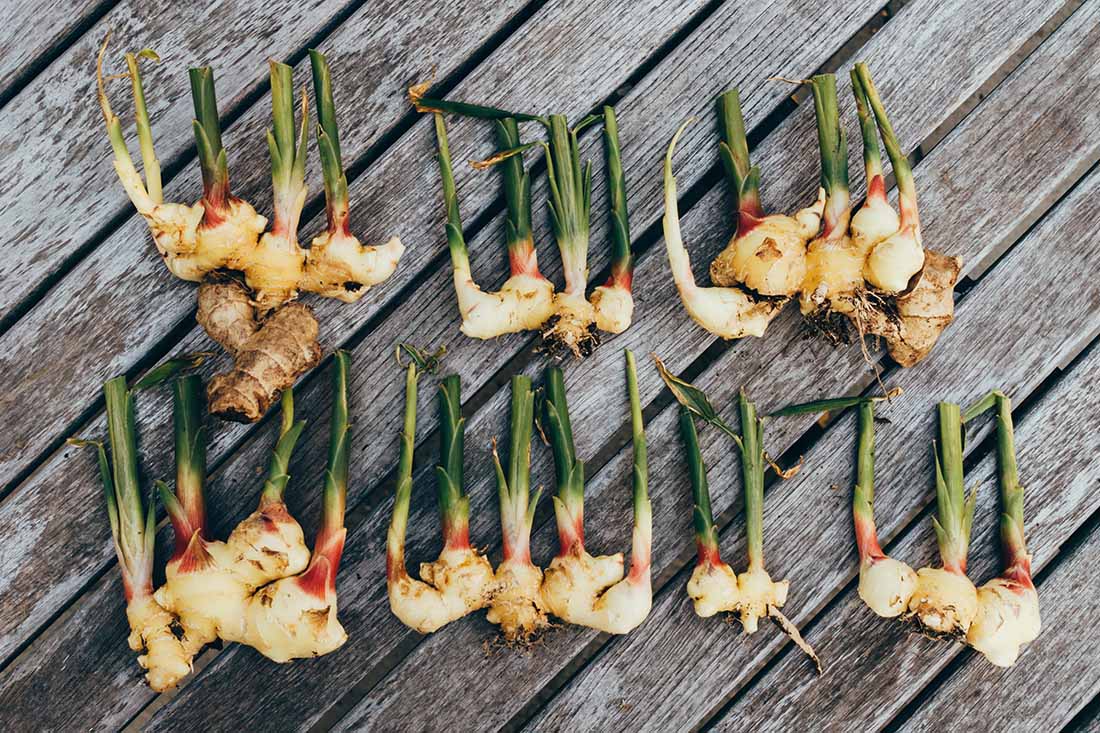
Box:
197;279;321;422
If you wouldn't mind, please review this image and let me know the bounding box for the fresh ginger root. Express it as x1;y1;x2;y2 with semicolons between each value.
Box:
99;43;402;422
197;278;322;422
427;99;637;354
538;355;653;635
662;121;786;339
486;377;551;641
387;353;494;634
663;365;821;671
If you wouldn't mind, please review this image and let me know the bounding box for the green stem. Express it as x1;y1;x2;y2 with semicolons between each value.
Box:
852;63;919;229
495;374;541;562
321;351;350;535
625;350;648;521
172;375;207;539
545;114;593;295
267;60;309;238
124;50;162;204
852;401;887;561
189;67;230;215
387;361;420;579
962;390;998;423
309;50;350;233
849;67;885;200
739;391;765;571
994;393;1031;578
933;401;975;573
603;106;633;288
495;117;535;270
260;389;306;505
433;114;470;272
436;375;470;548
679;408;721;565
717;89;764;221
809;74;849;237
103;376;153;597
544;366;585;550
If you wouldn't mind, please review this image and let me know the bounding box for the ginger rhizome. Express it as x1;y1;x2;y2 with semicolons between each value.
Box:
661;69;958;367
80;353;354;690
657;357;820;671
709;89;824;301
98;41;403;421
851;400;918;618
240;350;352;661
906;401;979;638
152;383;310;657
71;358;208;691
486;375;550;641
847;64;960;366
662;120;787;339
538;351;652;635
962;392;1041;667
387;349;494;633
197;277;322;422
433;113;555;339
419;94;638;354
153;351;352;663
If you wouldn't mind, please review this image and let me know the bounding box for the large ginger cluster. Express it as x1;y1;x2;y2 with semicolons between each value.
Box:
664;67;959;368
99;41;403;422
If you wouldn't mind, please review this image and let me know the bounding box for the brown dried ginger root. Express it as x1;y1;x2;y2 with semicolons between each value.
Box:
859;249;961;367
197;279;322;422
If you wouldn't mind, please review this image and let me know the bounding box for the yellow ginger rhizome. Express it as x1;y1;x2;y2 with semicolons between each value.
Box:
839;389;1040;667
386;347;652;641
419;91;638;358
661;65;959;368
97;38;403;422
73;351;355;690
655;357;822;673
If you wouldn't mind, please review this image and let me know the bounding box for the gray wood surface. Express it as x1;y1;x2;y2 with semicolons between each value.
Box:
137;1;893;729
526;5;1100;728
337;1;1089;729
1;0;1098;730
896;500;1100;731
0;0;105;102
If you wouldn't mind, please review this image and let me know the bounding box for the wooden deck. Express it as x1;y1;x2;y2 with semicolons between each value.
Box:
1;0;1098;729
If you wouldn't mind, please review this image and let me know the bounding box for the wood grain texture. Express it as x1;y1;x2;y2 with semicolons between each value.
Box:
0;0;368;322
706;218;1100;733
0;0;106;101
530;165;1100;733
523;4;1100;728
0;0;533;503
0;0;541;670
0;0;877;686
0;0;722;728
896;509;1100;731
136;2;893;730
337;1;1086;729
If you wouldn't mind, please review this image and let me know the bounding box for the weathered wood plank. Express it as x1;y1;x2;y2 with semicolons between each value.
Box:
334;0;1090;729
0;0;724;727
0;0;543;669
0;0;536;496
0;0;106;103
0;0;880;683
531;165;1100;733
135;1;897;729
707;252;1100;733
894;509;1100;730
0;0;378;323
